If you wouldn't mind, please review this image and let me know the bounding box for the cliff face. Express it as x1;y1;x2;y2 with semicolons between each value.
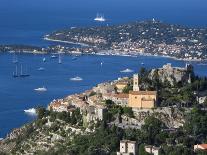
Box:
149;63;193;85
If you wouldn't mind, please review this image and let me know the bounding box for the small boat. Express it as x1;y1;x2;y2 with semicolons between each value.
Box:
43;57;46;62
37;67;45;71
70;76;83;81
101;62;103;66
94;13;106;22
51;55;57;58
141;62;145;65
120;68;134;73
34;87;47;92
72;56;78;60
24;108;37;115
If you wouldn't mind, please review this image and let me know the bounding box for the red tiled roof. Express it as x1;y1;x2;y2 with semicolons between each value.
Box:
200;144;207;149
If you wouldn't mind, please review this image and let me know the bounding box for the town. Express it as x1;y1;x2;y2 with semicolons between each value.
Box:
45;20;207;61
1;63;207;155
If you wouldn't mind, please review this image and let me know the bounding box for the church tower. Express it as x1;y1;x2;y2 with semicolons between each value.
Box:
133;74;139;91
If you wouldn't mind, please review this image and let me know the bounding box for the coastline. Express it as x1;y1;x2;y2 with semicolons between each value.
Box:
43;37;89;47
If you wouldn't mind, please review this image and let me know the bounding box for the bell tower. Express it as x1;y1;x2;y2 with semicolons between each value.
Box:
133;74;139;91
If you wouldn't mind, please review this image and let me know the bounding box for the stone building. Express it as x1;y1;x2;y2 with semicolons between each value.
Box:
117;140;137;155
149;63;193;85
128;74;157;109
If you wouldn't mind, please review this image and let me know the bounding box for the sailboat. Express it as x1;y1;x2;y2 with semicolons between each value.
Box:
58;53;62;64
13;65;19;78
19;65;30;77
12;53;18;64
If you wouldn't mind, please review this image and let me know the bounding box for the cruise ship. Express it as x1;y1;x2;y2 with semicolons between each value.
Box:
94;13;106;22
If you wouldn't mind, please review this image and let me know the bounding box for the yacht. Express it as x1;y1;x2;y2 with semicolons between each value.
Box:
24;108;36;115
51;55;57;59
37;67;45;71
34;87;47;92
94;13;106;22
70;76;83;81
43;57;46;62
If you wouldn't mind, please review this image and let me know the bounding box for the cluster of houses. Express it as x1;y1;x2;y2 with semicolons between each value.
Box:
116;139;207;155
48;69;158;124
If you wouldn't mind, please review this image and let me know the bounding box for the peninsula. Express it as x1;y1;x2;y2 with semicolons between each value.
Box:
45;20;207;61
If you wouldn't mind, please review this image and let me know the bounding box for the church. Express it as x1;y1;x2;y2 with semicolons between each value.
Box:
128;74;157;109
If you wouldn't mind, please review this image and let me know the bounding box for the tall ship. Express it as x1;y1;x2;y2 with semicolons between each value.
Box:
94;13;106;22
19;65;30;77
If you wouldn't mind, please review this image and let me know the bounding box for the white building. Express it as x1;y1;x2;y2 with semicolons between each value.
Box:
145;145;160;155
117;140;137;155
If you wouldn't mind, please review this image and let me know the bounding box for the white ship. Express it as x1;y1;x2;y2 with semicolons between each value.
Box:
120;68;134;73
34;87;47;92
94;13;106;22
24;108;36;115
70;76;83;81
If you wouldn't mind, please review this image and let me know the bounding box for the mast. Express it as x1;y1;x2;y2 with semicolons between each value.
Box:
58;53;62;64
20;65;23;76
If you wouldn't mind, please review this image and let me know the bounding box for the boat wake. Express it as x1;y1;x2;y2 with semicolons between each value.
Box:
24;108;37;115
70;76;83;81
120;68;134;73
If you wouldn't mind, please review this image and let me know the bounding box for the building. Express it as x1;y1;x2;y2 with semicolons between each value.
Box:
116;82;128;93
112;93;129;106
117;140;137;155
145;145;160;155
128;74;157;109
194;144;207;151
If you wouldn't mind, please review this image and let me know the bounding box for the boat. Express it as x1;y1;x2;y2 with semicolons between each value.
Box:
43;57;46;62
34;87;47;92
101;62;103;66
141;62;145;65
51;55;58;58
13;65;19;78
24;108;37;115
37;67;45;71
70;76;83;81
72;56;78;60
120;68;134;73
19;65;30;77
94;13;106;22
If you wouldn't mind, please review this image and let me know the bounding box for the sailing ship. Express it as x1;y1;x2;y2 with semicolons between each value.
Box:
13;65;19;78
19;65;30;77
94;13;106;22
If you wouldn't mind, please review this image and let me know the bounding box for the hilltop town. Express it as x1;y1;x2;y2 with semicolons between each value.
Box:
1;64;207;154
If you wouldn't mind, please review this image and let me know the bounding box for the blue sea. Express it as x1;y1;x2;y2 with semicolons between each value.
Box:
0;0;207;137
